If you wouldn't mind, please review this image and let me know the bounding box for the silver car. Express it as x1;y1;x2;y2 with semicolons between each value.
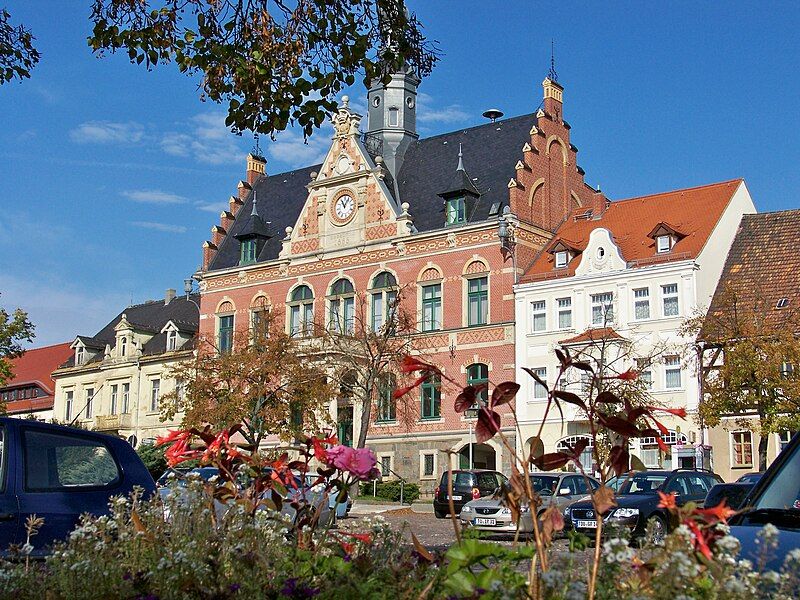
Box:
460;472;599;534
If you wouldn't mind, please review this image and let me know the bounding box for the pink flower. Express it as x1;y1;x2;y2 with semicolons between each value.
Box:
326;446;379;481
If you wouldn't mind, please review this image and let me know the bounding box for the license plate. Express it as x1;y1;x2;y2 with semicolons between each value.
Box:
576;520;597;528
446;495;462;501
474;518;496;526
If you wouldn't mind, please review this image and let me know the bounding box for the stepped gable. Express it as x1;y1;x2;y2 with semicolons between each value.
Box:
521;179;744;281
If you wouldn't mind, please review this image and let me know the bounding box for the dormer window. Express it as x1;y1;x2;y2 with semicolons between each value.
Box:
555;250;569;269
120;336;127;357
167;330;178;351
656;235;672;253
76;347;85;365
240;239;257;265
446;197;466;225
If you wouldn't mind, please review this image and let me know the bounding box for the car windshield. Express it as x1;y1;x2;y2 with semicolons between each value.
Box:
619;474;667;495
530;475;559;496
752;439;800;512
441;472;474;487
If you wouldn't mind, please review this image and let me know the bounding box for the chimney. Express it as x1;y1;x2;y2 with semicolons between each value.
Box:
165;288;176;305
542;77;563;118
246;153;266;185
591;187;609;218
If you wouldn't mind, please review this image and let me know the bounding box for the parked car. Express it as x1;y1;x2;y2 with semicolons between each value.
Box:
704;482;754;510
565;469;722;544
730;432;800;570
460;472;599;535
0;417;157;555
433;470;508;518
735;472;763;485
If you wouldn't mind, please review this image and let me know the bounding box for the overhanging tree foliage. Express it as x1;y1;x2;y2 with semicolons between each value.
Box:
689;288;800;471
87;0;438;137
0;292;35;389
0;7;39;84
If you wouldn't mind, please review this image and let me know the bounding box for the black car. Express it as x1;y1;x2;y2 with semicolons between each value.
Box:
433;470;507;518
704;482;754;509
735;472;763;485
565;469;722;543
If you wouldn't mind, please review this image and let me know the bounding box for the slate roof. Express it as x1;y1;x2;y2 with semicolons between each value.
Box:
522;179;743;282
702;210;800;340
2;342;73;414
208;113;537;271
60;295;199;368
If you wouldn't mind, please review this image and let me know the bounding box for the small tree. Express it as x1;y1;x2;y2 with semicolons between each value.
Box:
689;287;800;471
0;293;35;391
318;285;417;449
162;311;334;448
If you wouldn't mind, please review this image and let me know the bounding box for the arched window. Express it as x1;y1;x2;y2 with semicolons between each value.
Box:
466;363;489;409
556;435;593;472
289;285;314;337
216;301;235;354
376;373;397;423
370;271;398;331
329;278;355;334
250;295;270;342
421;373;441;420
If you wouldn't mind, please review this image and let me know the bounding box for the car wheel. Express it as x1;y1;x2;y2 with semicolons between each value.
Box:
434;509;447;519
648;515;667;545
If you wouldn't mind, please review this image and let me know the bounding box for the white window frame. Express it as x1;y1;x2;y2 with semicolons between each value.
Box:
150;378;161;412
633;288;650;320
662;283;679;317
419;450;438;480
555;250;568;268
591;292;614;326
532;367;547;399
556;297;572;330
656;235;672;253
119;336;127;357
377;452;395;479
531;300;547;332
84;387;94;419
636;359;653;390
664;355;682;389
731;430;754;468
75;347;85;365
166;329;178;351
778;430;795;454
64;390;74;421
121;382;130;413
110;384;118;415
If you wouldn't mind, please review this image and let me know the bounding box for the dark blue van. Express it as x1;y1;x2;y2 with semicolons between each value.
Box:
0;417;156;555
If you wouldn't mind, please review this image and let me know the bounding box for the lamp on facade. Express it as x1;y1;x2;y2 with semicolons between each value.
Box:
183;278;201;313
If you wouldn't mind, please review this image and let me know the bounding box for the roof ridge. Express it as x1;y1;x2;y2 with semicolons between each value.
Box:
414;112;536;144
612;178;743;205
744;207;800;219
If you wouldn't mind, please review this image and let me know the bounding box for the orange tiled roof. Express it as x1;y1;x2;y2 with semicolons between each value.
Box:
522;179;744;282
3;342;73;414
559;327;626;346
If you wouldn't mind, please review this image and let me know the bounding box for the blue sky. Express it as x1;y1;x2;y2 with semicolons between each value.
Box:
2;1;800;346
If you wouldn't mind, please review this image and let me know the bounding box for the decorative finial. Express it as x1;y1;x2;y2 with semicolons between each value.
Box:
252;133;262;157
342;95;350;108
457;143;464;171
251;190;258;217
548;39;558;82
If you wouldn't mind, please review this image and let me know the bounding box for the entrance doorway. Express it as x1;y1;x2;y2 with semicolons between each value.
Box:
337;406;353;447
458;443;496;470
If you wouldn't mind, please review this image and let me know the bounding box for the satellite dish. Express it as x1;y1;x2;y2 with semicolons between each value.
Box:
482;108;504;123
127;435;138;448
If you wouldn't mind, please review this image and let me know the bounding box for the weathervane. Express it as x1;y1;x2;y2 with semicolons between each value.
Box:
548;39;558;82
252;133;262;157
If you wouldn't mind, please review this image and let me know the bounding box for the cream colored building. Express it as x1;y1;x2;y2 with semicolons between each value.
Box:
514;180;755;472
52;290;198;446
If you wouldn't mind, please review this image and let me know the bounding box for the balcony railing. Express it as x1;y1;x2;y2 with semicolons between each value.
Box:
94;413;133;431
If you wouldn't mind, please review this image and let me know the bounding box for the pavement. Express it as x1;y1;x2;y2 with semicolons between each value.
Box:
349;500;434;515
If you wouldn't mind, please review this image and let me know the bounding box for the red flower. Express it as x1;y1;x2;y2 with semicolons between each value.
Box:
647;406;688;418
696;499;737;524
686;519;713;560
155;429;185;447
617;369;638;381
339;532;372;544
657;491;678;510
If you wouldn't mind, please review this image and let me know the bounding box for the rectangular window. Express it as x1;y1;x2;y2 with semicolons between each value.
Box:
377;377;397;423
778;430;795;454
167;330;177;351
665;355;682;388
636;359;653;390
329;298;354;334
591;292;614;326
467;277;488;326
122;383;130;413
64;390;74;421
633;288;650;320
446;197;466;225
533;367;547;399
120;337;127;357
85;388;94;419
531;300;546;332
732;431;753;467
421;375;441;419
218;315;234;354
557;297;572;329
240;239;257;265
380;455;392;478
423;452;435;478
662;283;679;317
23;430;120;490
76;347;84;365
657;235;672;253
421;283;442;331
371;292;384;331
150;379;160;412
555;250;568;269
110;384;118;415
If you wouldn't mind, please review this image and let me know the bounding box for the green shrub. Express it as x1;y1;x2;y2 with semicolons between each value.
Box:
136;442;168;480
360;480;420;503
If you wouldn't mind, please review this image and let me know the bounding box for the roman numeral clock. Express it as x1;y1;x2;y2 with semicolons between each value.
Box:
330;190;357;226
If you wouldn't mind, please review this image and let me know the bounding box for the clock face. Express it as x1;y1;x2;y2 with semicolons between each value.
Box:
334;194;355;220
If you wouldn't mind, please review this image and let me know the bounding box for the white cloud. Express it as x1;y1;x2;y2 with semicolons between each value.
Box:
161;112;248;166
70;120;145;144
416;92;470;125
121;189;188;204
130;221;187;234
0;275;130;348
267;128;330;169
195;200;228;213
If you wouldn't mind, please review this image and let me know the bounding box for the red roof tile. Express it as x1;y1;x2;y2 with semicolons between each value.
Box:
559;327;626;345
3;342;73;414
522;179;743;282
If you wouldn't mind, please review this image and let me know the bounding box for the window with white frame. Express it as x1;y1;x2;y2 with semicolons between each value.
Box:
580;372;592;394
420;451;436;479
533;367;547;399
167;330;178;351
591;292;614;326
556;435;593;471
557;297;572;329
633;288;650;320
379;455;392;478
662;283;679;317
64;390;74;421
150;379;160;412
119;337;128;357
328;279;355;334
778;430;796;454
555;250;568;269
84;387;94;418
639;430;688;468
656;235;672;253
664;355;682;388
289;285;314;337
531;300;546;332
121;382;130;413
636;358;653;390
75;347;85;365
110;384;118;415
370;272;398;331
732;431;753;467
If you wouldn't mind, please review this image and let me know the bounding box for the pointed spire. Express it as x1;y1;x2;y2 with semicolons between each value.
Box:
548;39;558;82
251;190;258;217
457;143;464;172
438;143;480;199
